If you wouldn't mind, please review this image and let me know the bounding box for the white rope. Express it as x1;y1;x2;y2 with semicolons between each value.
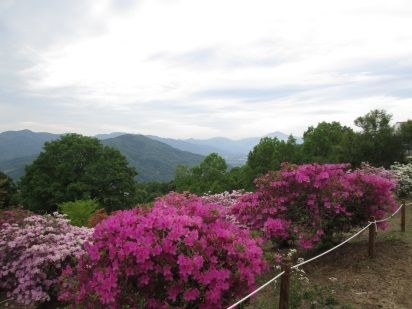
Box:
371;203;405;224
227;221;373;308
292;223;372;269
227;201;408;308
226;271;285;309
0;299;12;305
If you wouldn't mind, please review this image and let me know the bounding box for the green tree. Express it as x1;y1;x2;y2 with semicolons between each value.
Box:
0;171;17;208
353;109;404;167
174;165;193;192
134;181;175;204
225;165;254;191
192;153;228;193
174;153;229;195
398;120;412;159
246;136;302;181
19;134;137;213
302;121;354;163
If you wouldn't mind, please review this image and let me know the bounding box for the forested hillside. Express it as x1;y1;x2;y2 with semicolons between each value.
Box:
102;134;204;182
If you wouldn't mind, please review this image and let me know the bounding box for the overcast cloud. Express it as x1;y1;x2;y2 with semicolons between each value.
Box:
1;0;412;138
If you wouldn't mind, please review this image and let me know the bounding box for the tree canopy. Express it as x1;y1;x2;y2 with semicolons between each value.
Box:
0;171;16;208
302;121;354;163
174;153;230;195
352;109;404;167
19;134;137;213
246;136;302;181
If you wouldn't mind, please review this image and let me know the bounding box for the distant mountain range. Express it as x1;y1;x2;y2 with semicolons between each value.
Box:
0;129;301;182
148;131;302;165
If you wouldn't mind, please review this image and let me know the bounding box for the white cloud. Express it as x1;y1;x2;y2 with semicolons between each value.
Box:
1;0;412;138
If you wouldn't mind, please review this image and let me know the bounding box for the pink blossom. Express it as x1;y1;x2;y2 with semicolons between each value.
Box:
59;192;266;308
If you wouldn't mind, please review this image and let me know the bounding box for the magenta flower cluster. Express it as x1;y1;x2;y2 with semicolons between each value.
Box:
0;213;93;305
201;190;250;227
59;192;267;308
231;163;397;249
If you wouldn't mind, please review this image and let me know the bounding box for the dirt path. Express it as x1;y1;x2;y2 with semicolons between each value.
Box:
305;236;412;308
305;203;412;308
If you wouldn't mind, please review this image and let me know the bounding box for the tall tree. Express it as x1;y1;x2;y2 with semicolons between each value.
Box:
0;171;16;208
19;134;137;213
302;121;354;163
353;109;404;167
174;153;229;195
246;136;301;180
398;120;412;158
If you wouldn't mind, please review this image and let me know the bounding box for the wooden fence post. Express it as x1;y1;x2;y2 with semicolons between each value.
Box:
368;216;376;258
401;201;406;233
279;255;292;309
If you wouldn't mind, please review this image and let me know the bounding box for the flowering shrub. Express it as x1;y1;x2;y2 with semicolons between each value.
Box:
87;208;108;227
357;162;398;182
58;199;100;227
0;213;92;305
0;206;33;226
201;190;249;227
201;190;247;208
59;193;266;308
391;162;412;197
231;163;397;249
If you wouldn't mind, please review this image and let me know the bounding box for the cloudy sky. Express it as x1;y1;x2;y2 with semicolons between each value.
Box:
1;0;412;139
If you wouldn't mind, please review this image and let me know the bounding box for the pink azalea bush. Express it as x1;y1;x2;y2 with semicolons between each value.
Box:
201;190;247;208
59;192;266;308
201;190;249;227
357;162;399;183
0;213;92;305
0;206;33;226
231;163;397;249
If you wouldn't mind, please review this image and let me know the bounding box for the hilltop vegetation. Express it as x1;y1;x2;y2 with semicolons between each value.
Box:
19;134;137;213
0;109;412;308
0;109;411;210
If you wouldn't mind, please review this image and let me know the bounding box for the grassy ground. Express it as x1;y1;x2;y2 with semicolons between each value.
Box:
244;200;412;309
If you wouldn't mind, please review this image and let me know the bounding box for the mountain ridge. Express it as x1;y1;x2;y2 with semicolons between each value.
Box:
0;129;302;181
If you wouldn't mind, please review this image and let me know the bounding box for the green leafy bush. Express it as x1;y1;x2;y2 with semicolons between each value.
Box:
58;199;99;227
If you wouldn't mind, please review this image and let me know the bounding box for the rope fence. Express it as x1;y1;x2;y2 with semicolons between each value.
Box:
227;201;410;309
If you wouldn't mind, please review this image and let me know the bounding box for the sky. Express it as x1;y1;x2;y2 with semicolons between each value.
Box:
1;0;412;139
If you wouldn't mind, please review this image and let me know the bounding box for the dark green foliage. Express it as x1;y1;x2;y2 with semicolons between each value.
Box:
246;135;302;181
398;120;412;158
134;181;175;204
352;109;405;167
19;134;137;213
0;171;17;208
225;165;254;191
174;153;231;194
102;134;204;182
302;121;354;163
58;199;100;227
300;110;407;168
